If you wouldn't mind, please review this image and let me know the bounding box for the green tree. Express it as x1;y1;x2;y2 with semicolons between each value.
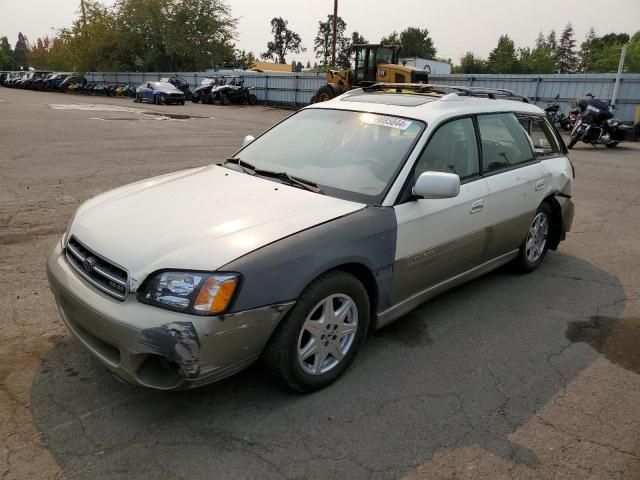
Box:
454;51;486;73
13;32;29;68
557;23;578;73
262;17;305;64
380;31;400;46
314;15;348;67
164;0;236;70
235;50;256;70
486;35;519;73
626;31;640;73
579;27;598;72
398;27;437;58
0;36;15;69
526;44;557;73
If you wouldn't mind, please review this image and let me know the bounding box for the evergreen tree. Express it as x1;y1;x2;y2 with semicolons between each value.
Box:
579;27;598;72
486;35;519;73
0;36;15;69
557;23;578;73
13;32;28;68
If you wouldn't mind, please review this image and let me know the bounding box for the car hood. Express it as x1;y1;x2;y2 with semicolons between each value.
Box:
68;165;365;288
156;87;183;94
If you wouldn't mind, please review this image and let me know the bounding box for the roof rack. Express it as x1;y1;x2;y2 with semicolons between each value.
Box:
360;83;530;103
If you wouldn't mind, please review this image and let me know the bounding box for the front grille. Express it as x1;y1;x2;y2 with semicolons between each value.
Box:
65;236;129;300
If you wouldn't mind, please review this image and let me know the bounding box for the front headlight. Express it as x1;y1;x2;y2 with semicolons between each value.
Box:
138;271;239;315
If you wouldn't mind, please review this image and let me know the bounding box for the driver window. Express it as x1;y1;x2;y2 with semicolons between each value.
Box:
412;117;479;185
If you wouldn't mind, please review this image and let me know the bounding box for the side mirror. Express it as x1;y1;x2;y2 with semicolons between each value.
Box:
242;135;255;147
412;171;460;199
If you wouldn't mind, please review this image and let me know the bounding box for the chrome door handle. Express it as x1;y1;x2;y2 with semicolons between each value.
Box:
470;200;484;214
535;179;546;191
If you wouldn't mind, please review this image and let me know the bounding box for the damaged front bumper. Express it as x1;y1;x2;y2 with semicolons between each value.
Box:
46;241;294;390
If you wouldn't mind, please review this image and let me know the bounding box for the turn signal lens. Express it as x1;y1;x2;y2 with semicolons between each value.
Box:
193;275;238;314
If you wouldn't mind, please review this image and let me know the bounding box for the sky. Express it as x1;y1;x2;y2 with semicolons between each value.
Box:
1;0;639;65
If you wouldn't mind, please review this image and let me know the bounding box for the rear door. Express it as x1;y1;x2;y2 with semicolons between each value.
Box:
392;117;488;305
478;112;549;260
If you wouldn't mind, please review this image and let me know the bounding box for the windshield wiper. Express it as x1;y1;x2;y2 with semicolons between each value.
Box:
224;159;323;194
253;169;324;194
224;157;256;174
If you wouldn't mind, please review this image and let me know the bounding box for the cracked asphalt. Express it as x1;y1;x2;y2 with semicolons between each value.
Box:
1;87;640;479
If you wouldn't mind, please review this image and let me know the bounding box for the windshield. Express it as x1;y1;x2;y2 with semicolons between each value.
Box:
153;82;176;89
232;108;424;203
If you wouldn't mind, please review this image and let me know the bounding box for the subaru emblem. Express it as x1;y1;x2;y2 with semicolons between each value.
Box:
83;256;97;273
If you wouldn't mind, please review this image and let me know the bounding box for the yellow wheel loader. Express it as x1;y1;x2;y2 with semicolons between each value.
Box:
311;44;430;103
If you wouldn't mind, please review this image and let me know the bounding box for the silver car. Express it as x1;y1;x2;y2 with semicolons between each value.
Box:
47;84;574;392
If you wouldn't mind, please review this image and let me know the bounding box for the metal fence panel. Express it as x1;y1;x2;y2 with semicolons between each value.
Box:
82;71;640;121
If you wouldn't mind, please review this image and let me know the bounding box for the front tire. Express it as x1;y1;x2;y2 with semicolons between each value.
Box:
567;134;579;149
513;202;553;273
262;271;370;392
248;93;257;105
314;85;335;103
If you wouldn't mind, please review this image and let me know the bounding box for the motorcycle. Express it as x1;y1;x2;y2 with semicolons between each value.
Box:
567;94;635;149
544;94;571;130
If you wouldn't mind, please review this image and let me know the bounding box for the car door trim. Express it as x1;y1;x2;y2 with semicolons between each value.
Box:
377;249;519;328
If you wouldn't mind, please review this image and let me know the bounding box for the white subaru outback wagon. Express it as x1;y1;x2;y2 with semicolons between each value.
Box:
47;84;574;392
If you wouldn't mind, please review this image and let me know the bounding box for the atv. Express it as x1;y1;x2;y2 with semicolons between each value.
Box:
191;77;221;104
210;76;257;105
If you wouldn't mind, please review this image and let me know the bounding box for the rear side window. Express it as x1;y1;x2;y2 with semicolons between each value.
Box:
478;113;534;173
529;118;561;157
412;117;480;183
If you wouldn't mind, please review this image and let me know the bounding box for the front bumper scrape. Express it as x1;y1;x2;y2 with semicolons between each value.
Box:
46;240;294;390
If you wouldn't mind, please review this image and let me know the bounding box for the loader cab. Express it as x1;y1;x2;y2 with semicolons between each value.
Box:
353;44;399;85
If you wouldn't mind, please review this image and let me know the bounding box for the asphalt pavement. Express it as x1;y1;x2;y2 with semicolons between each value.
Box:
1;87;639;480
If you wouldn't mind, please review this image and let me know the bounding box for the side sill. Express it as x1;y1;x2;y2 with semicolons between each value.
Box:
375;250;518;329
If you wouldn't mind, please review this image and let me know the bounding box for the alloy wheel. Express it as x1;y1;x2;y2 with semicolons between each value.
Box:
525;212;549;262
297;294;358;375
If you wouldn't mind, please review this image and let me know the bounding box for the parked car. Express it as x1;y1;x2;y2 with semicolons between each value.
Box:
135;81;186;105
47;84;574;392
160;76;192;100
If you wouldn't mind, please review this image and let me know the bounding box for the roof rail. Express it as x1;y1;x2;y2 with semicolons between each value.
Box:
361;83;530;103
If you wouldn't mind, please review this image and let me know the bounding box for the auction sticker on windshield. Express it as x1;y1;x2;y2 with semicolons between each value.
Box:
361;113;414;130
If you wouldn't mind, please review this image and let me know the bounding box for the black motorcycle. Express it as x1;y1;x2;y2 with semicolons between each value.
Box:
544;94;571;130
567;94;635;149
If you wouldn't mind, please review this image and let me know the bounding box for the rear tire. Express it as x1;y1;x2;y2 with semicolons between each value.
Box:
191;94;200;103
220;93;230;105
248;93;257;105
606;142;619;148
262;271;370;392
513;202;553;273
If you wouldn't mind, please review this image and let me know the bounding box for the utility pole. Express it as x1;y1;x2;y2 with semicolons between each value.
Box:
80;0;87;32
611;44;627;109
331;0;338;66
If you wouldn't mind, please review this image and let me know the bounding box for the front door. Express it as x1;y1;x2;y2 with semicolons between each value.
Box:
392;117;488;305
